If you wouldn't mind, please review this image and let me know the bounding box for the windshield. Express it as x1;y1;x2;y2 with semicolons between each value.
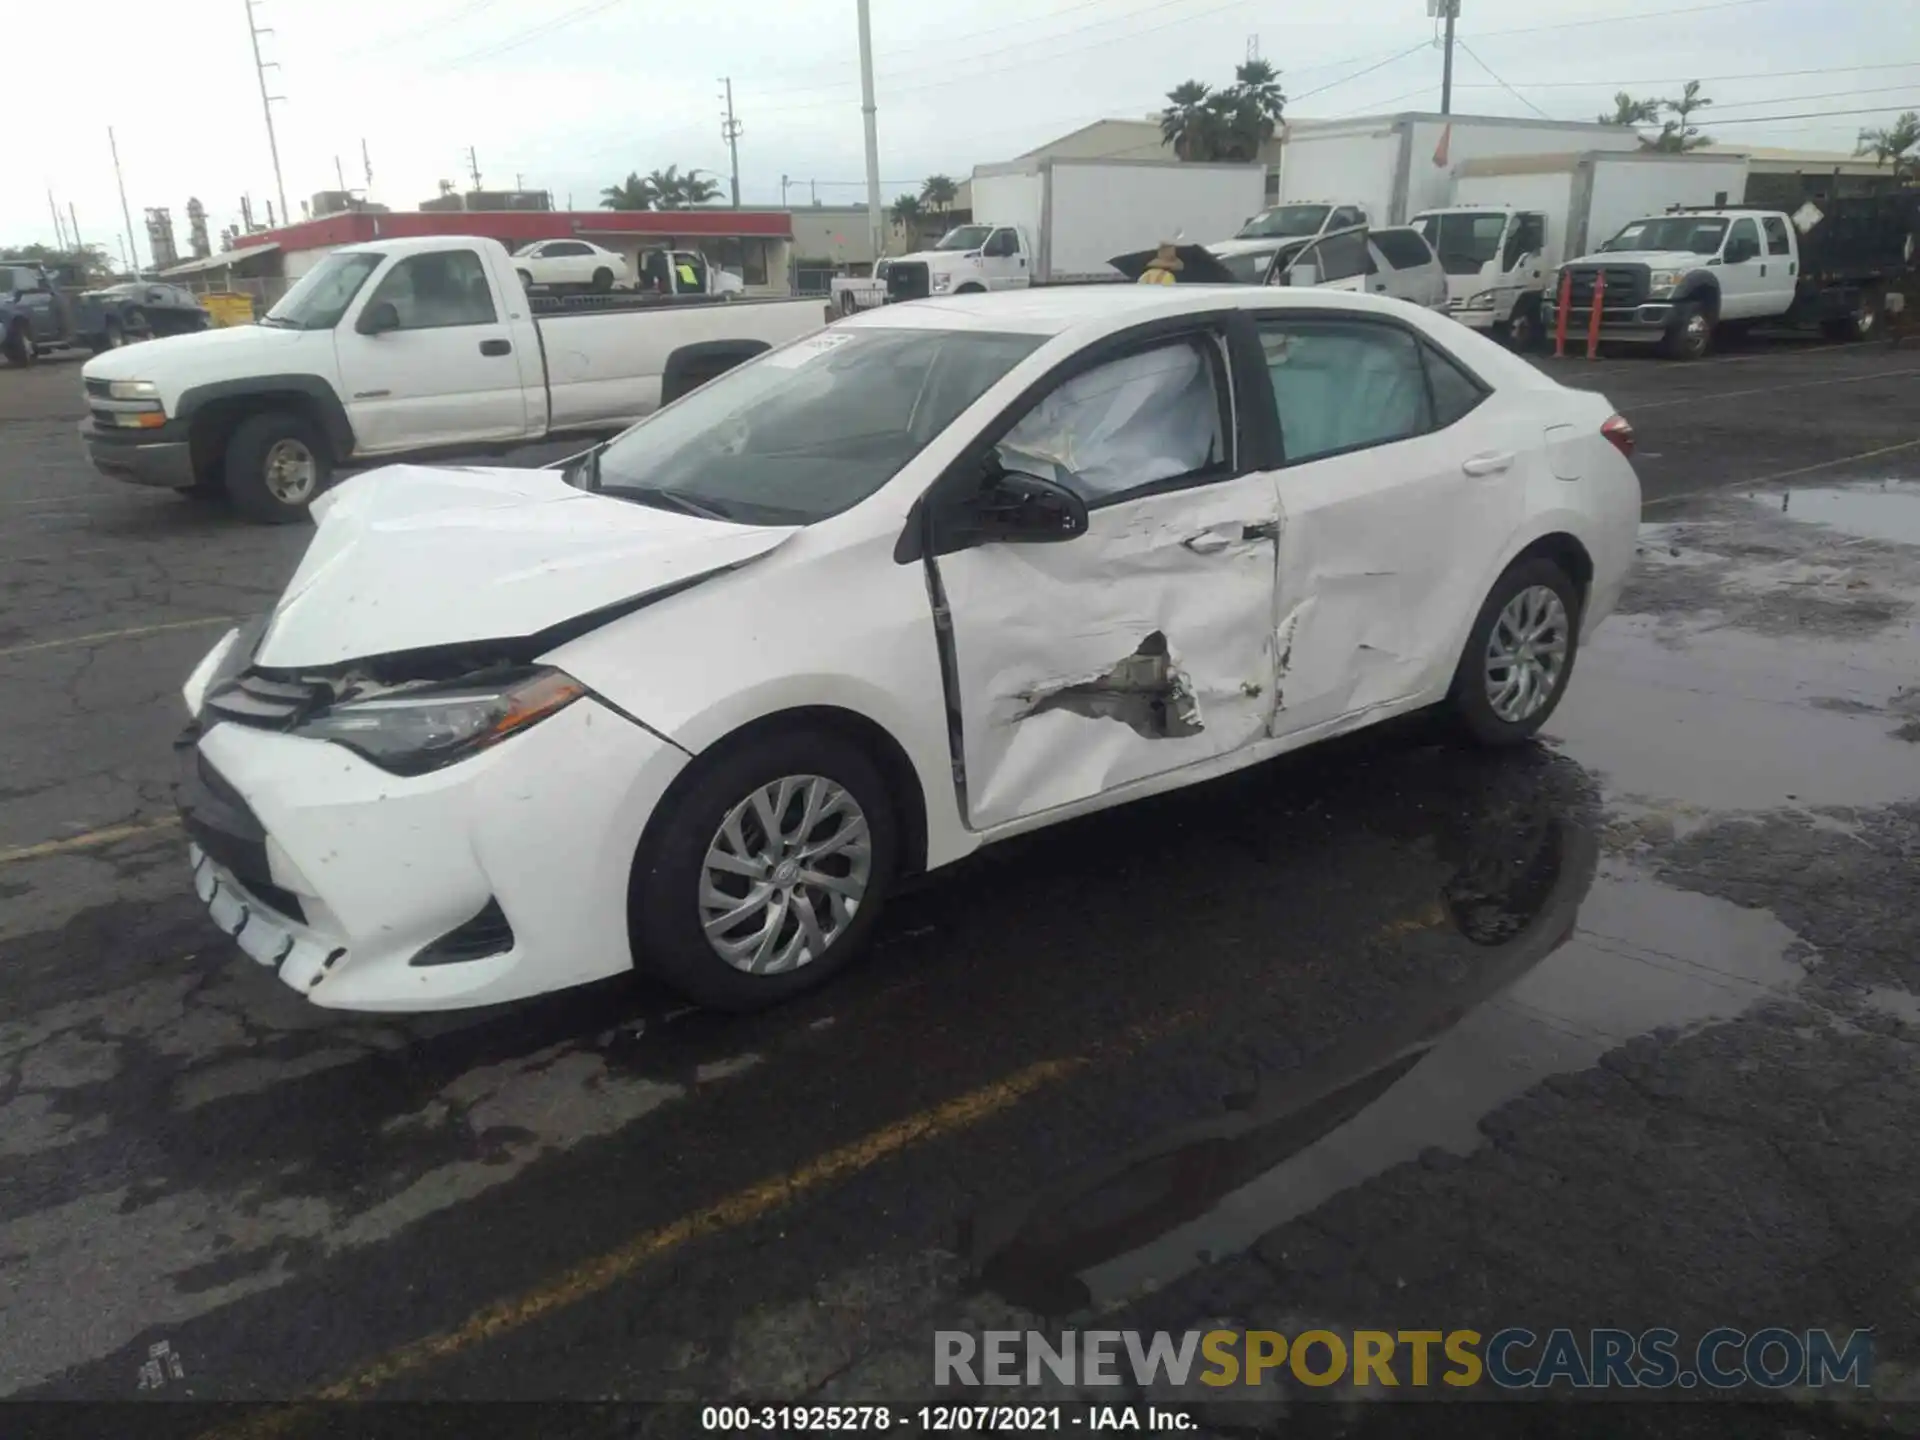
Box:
263;251;384;330
1601;216;1727;254
1216;249;1278;284
1237;205;1330;240
933;225;994;252
587;328;1045;525
1411;213;1506;275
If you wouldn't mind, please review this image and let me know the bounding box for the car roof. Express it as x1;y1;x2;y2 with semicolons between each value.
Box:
842;282;1444;338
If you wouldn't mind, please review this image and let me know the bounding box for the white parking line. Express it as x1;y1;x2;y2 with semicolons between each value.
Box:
1643;437;1920;509
1630;365;1920;411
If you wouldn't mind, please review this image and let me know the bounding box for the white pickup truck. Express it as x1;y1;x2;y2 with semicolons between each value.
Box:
80;235;826;523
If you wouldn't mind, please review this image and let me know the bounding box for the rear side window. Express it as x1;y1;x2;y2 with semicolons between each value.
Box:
1762;216;1791;255
1422;342;1488;428
1258;318;1431;464
1370;229;1434;271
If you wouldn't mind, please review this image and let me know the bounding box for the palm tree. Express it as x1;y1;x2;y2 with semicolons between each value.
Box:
1231;58;1285;145
890;193;926;233
600;172;656;211
1598;92;1661;127
1160;80;1216;161
683;171;723;205
1649;80;1713;152
1857;112;1920;177
643;166;722;210
920;174;958;219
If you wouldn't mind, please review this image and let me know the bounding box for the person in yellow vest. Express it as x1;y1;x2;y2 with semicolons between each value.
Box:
675;257;701;293
1137;242;1182;285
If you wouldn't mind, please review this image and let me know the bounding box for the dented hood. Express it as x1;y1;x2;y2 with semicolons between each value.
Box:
256;465;797;668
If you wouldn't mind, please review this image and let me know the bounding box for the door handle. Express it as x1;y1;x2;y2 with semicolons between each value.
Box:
480;338;512;357
1372;282;1387;292
1461;451;1515;477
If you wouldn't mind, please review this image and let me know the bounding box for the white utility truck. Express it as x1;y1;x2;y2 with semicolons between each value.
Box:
80;235;826;523
1408;150;1750;347
1542;197;1920;360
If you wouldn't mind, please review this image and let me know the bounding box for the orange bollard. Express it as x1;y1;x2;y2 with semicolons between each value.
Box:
1586;270;1606;360
1553;270;1571;358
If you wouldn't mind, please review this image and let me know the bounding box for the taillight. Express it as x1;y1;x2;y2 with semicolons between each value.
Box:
1601;414;1635;457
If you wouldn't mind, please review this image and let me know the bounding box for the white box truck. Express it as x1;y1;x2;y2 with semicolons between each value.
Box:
1408;149;1751;345
866;157;1267;303
1275;113;1646;226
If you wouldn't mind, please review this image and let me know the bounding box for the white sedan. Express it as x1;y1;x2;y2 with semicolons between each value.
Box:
177;285;1640;1013
510;238;633;292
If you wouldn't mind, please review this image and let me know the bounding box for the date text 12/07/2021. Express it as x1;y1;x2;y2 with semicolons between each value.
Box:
701;1405;1195;1431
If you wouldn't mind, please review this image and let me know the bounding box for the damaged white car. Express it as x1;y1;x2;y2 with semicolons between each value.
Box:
177;285;1640;1013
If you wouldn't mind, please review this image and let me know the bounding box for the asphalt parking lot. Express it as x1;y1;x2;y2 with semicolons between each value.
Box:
2;334;1917;1434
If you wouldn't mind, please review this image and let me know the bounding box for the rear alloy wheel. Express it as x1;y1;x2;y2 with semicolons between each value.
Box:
1448;558;1581;746
630;728;898;1010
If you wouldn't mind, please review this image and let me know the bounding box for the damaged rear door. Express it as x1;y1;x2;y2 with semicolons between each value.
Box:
928;324;1281;830
1254;312;1526;733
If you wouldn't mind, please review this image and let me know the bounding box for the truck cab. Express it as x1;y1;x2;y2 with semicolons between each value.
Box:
879;223;1035;301
1408;206;1553;346
1542;208;1802;360
1209;202;1372;284
637;247;745;299
1;262;75;364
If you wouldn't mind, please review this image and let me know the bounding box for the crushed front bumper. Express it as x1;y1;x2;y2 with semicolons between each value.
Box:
177;695;688;1011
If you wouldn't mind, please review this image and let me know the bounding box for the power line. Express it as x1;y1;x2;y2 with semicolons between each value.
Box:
1455;39;1554;120
1704;101;1920;126
1448;60;1920;89
1464;0;1779;43
437;0;631;69
1290;42;1432;104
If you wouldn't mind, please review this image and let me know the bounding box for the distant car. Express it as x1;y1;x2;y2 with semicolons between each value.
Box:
77;282;212;352
511;239;633;292
1267;226;1448;309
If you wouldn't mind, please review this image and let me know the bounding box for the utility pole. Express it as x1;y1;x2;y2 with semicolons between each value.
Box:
108;127;141;272
467;146;482;190
781;173;791;208
719;77;743;208
245;0;290;225
335;155;347;192
1434;0;1459;115
855;0;883;265
48;191;66;249
69;204;83;253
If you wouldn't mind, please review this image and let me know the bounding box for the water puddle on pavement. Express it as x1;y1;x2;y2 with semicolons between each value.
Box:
1759;479;1920;547
966;842;1807;1315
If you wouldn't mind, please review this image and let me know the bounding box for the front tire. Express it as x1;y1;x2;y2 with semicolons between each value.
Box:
591;267;614;293
1447;558;1581;747
3;322;35;366
954;283;986;295
1661;301;1713;361
1505;300;1542;352
223;410;331;525
629;727;899;1011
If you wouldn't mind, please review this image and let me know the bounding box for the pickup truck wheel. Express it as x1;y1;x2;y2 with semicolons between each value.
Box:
629;727;898;1011
954;283;986;295
2;322;35;366
1832;292;1881;342
591;267;614;293
92;318;125;354
1662;302;1713;361
224;411;330;525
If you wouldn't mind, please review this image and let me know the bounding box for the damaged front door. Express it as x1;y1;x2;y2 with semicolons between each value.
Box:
930;334;1280;831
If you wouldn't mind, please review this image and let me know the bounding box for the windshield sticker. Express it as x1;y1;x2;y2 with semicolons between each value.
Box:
762;332;858;369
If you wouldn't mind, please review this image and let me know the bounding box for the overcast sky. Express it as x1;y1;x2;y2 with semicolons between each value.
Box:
13;0;1907;263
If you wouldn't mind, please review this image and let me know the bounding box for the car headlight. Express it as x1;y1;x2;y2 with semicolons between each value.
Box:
931;272;954;293
108;380;160;400
1464;292;1496;310
290;667;586;776
1647;269;1686;298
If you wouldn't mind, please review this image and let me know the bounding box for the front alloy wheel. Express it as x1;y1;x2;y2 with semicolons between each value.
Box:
700;775;872;975
263;438;319;507
631;728;897;1009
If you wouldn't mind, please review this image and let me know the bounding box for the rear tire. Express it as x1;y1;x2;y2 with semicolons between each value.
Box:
1505;301;1542;352
1447;558;1582;747
223;410;331;525
93;318;125;354
954;283;986;295
1828;290;1881;342
591;267;614;293
1660;301;1713;361
629;727;899;1011
3;322;35;366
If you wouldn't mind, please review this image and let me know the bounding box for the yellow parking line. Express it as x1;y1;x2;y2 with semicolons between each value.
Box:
0;816;181;865
0;615;235;660
1643;437;1920;508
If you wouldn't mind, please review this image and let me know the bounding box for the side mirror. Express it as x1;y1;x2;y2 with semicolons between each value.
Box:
972;466;1088;544
1289;262;1321;288
358;299;401;336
